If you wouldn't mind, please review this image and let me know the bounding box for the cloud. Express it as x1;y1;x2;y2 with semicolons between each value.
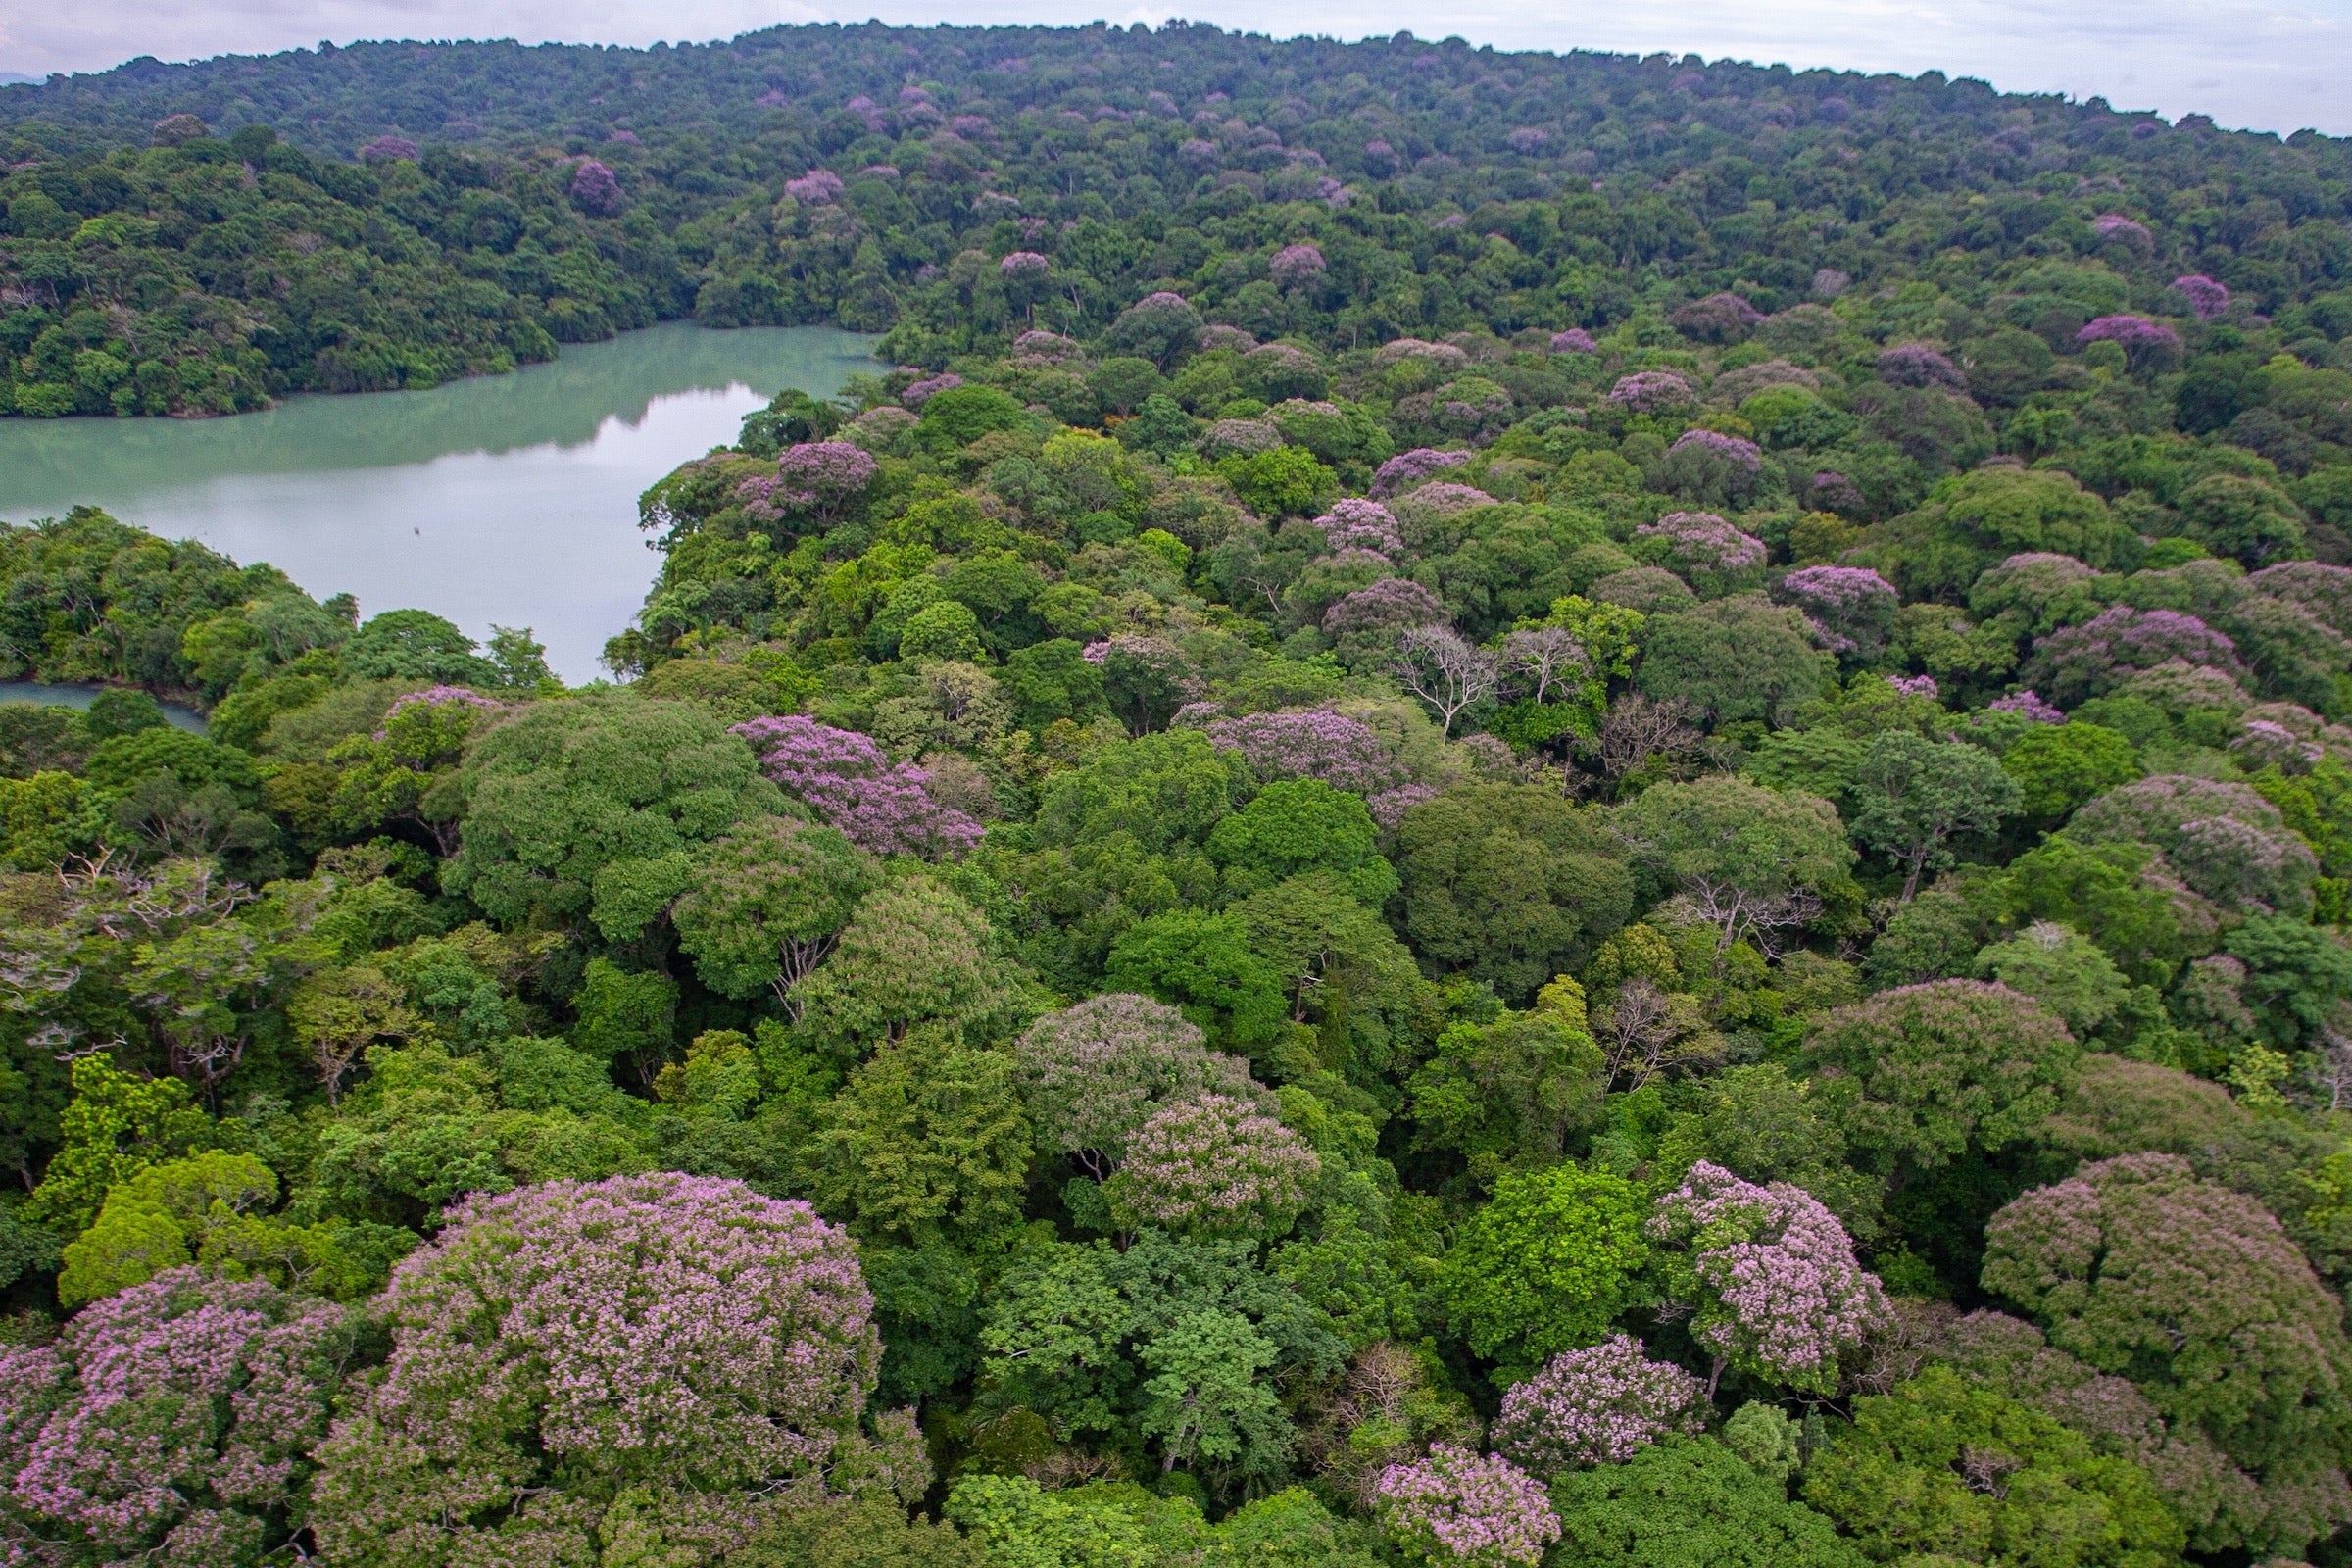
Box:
4;0;2349;136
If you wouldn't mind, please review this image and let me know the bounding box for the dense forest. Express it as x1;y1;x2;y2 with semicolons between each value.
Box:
9;18;2352;1568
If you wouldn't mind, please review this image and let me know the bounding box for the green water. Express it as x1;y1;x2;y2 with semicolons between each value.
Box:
0;322;879;681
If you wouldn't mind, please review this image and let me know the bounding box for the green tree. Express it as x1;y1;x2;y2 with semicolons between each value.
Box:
1635;596;1826;730
671;816;878;1003
1849;732;2023;900
1206;777;1396;904
1616;776;1853;951
1550;1438;1868;1568
790;876;1014;1057
1436;1162;1650;1376
2000;723;2143;823
1407;980;1608;1183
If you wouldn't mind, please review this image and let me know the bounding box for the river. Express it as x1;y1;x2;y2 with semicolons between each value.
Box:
0;323;879;683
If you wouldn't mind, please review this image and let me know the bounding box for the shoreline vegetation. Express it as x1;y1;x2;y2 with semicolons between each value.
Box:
4;21;2352;1568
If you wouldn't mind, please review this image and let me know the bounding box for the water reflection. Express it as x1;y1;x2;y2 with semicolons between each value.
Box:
0;323;878;682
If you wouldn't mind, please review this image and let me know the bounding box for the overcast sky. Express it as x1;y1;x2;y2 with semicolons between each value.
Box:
5;0;2350;138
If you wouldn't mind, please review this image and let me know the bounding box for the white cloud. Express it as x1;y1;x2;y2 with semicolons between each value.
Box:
4;0;2350;136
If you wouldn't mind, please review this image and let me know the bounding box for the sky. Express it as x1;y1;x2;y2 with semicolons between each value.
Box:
4;0;2351;138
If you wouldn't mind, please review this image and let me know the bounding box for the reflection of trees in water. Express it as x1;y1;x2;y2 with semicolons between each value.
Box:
0;324;878;510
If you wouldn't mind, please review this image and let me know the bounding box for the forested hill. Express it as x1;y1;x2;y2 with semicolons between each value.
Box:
6;23;2352;414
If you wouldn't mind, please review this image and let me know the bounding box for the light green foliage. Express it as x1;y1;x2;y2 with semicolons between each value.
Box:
1206;778;1397;905
2000;724;2143;822
1976;923;2134;1040
1437;1162;1650;1376
1804;1367;2185;1568
1617;775;1854;948
801;1026;1033;1248
1651;1064;1884;1242
671;816;878;1001
1720;1403;1803;1485
569;957;677;1068
445;695;786;937
789;876;1014;1057
1407;981;1608;1183
944;1477;1204;1568
1550;1437;1866;1568
1104;909;1292;1052
24;1054;221;1234
728;1496;987;1568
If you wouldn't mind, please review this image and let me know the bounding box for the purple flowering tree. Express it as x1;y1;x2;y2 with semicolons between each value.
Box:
568;159;622;216
2077;315;2183;370
1990;690;2067;723
1102;1091;1320;1238
1876;344;1966;390
1010;993;1268;1174
358;134;419;163
1270;243;1327;283
2173;274;2231;319
732;715;982;859
1668;293;1764;343
0;1268;352;1568
1646;1161;1889;1396
785;168;845;204
2092;214;2154;250
1634;512;1767;598
1491;1334;1709;1475
2249;562;2352;640
1809;470;1868;515
1549;329;1598;354
900;372;962;409
312;1173;908;1567
999;250;1051;278
2066;774;2318;916
1204;710;1410;795
2030;606;2246;706
1326;578;1449;645
1777;565;1899;658
1372;448;1473;498
775;441;879;524
1309;498;1407;558
1106;291;1204;366
1606;371;1695;413
1654;429;1767;508
1374;1445;1561;1568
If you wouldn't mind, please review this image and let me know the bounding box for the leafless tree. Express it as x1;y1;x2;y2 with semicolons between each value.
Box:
1394;624;1499;737
1591;694;1702;788
1591;977;1724;1090
1499;624;1589;704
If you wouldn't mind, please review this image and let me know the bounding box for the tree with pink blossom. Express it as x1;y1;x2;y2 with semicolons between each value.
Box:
1000;250;1051;278
1875;344;1965;390
1606;371;1694;413
1777;565;1898;658
2030;606;2246;706
773;440;880;524
1634;512;1767;598
1668;294;1763;343
1549;329;1598;354
1203;709;1410;795
1309;497;1406;557
568;158;622;216
1371;447;1473;498
732;714;982;859
310;1172;912;1568
1492;1334;1710;1475
2173;274;2230;319
2092;214;2154;249
785;168;845;204
1647;1161;1890;1396
1011;993;1267;1175
2077;315;2183;370
1102;1091;1320;1238
1654;431;1767;509
0;1268;352;1568
1374;1444;1560;1568
1270;243;1327;283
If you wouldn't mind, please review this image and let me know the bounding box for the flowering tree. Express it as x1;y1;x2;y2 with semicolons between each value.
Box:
2031;607;2245;705
1492;1335;1709;1474
2076;315;2183;370
732;714;982;859
1634;512;1766;598
1875;344;1965;390
999;250;1051;278
568;159;622;216
1270;243;1327;283
1310;497;1406;557
1549;329;1598;354
1374;1445;1560;1568
0;1268;352;1568
1203;709;1409;795
1011;993;1267;1174
1396;625;1502;736
1372;448;1472;498
774;441;880;524
358;134;419;163
311;1173;903;1568
2173;274;2230;319
1106;291;1203;366
2092;213;2154;248
900;372;961;409
2066;773;2317;916
1983;1153;2352;1525
1991;689;2067;723
1654;431;1767;509
1606;371;1694;413
785;168;845;204
1102;1091;1320;1238
1647;1161;1889;1396
1777;565;1898;658
1325;577;1449;647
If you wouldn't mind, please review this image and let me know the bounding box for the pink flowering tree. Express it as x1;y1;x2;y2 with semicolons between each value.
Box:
1777;565;1899;659
1647;1161;1889;1396
2092;214;2153;249
1668;293;1763;343
1372;447;1473;498
775;441;880;524
2029;606;2246;706
1653;430;1767;508
1325;578;1450;664
1010;993;1268;1175
999;250;1051;278
1311;497;1407;558
311;1173;914;1567
1203;709;1410;795
900;371;962;409
2173;274;2230;319
2076;315;2183;370
1491;1334;1710;1475
1990;690;2066;723
1633;512;1767;598
1549;328;1598;354
0;1268;352;1568
732;715;982;859
785;168;845;204
1270;243;1327;284
568;158;622;216
1606;371;1694;413
1374;1445;1561;1568
1876;344;1966;390
1106;291;1203;366
1102;1091;1320;1239
358;134;419;163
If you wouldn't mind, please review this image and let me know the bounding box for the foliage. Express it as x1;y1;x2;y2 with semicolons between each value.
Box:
1436;1163;1651;1376
1547;1437;1868;1568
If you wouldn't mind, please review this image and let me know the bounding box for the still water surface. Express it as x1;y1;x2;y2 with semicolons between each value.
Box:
0;323;879;682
